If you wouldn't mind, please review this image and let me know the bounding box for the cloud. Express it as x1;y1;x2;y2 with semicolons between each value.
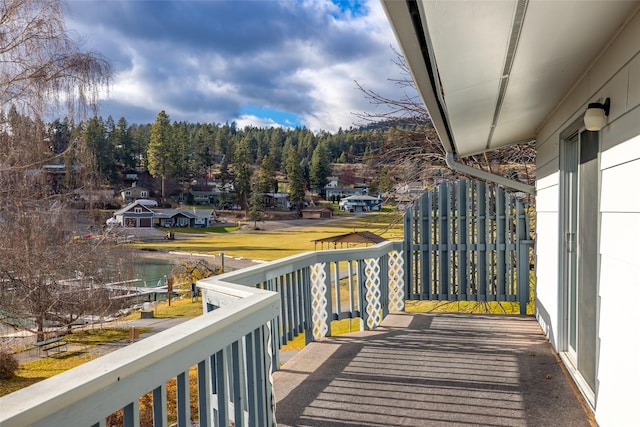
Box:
65;0;410;131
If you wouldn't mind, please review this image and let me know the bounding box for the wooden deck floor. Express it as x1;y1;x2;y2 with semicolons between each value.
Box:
273;313;595;427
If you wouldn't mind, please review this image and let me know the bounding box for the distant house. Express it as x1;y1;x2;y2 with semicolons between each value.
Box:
121;169;140;187
27;164;78;194
393;182;425;196
189;187;220;206
113;201;155;228
72;188;115;206
325;187;363;201
120;185;151;205
153;209;216;228
263;192;290;209
338;195;381;212
325;176;339;188
301;207;332;219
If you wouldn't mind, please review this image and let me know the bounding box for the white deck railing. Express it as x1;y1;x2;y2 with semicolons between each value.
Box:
0;241;404;427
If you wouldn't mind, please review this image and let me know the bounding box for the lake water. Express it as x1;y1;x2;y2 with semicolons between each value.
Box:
0;257;178;337
134;258;175;287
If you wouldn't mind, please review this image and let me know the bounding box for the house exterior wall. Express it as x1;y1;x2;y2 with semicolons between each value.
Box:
535;9;640;426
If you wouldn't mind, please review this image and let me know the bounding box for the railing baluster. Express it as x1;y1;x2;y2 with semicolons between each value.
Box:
458;181;468;300
231;340;247;427
380;254;389;319
348;260;355;316
303;266;313;345
123;401;139;427
153;384;167;427
176;371;189;427
198;359;212;427
496;188;506;300
323;262;332;336
477;181;487;300
214;349;228;427
333;261;341;317
291;272;300;335
245;329;258;426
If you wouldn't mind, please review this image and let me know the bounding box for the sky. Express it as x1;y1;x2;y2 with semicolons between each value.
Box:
64;0;410;132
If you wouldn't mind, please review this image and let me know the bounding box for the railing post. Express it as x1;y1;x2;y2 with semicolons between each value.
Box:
403;204;413;301
518;241;531;315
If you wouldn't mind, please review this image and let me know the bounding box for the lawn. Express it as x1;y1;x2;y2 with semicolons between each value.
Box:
1;328;134;397
134;209;404;262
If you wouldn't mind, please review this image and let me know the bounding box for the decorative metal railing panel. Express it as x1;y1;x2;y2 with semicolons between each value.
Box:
404;180;534;313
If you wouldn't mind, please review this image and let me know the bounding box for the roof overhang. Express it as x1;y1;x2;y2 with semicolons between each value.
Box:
382;0;640;157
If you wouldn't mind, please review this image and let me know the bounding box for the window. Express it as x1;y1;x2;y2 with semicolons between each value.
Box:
140;191;148;198
134;207;142;213
125;191;131;197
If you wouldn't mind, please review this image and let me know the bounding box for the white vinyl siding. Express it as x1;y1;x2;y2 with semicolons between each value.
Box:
535;9;640;426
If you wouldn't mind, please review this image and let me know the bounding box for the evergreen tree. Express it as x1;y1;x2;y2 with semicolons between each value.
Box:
113;117;135;169
82;116;115;182
248;177;266;228
172;121;191;179
268;127;284;171
194;123;216;177
257;155;278;194
131;124;151;169
148;110;174;202
310;142;331;195
49;117;72;154
233;138;253;210
285;144;305;205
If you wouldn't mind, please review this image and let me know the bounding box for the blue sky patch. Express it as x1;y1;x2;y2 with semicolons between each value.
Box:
240;106;302;128
331;0;366;18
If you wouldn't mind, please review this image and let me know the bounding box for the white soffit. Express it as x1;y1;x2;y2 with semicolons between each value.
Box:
405;0;639;157
421;0;517;156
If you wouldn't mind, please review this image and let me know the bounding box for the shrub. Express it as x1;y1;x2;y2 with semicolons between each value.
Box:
0;351;19;380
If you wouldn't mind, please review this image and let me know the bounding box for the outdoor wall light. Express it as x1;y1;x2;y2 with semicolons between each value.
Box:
583;97;610;131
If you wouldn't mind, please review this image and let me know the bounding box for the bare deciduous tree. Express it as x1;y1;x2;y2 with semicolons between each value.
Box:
0;0;127;342
354;47;536;191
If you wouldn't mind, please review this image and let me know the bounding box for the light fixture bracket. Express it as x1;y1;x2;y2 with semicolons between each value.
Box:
587;98;610;116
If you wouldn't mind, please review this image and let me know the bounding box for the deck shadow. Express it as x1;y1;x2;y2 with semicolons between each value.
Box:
273;313;594;427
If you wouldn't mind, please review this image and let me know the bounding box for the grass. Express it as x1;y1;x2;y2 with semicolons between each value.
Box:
118;297;203;321
159;224;240;234
1;351;98;396
405;300;532;314
65;328;132;345
1;299;201;397
280;318;363;353
0;327;136;397
133;210;404;262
